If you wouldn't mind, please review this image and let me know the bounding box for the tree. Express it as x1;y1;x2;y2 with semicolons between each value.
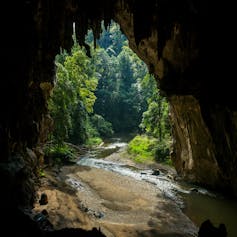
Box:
91;23;150;133
140;74;171;141
49;39;98;145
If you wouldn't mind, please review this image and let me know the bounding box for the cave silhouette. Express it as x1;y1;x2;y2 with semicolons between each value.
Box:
1;1;236;236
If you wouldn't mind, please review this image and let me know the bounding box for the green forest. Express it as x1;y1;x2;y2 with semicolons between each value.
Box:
46;22;172;165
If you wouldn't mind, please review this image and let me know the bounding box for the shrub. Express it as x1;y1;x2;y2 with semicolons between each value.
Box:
44;143;77;165
128;134;172;165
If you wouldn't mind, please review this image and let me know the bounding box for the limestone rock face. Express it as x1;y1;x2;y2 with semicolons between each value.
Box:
169;96;221;187
168;95;237;193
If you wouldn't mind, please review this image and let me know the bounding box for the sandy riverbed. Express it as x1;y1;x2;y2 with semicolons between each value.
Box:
34;150;198;237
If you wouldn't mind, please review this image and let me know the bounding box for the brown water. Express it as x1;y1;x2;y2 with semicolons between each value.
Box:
182;191;237;237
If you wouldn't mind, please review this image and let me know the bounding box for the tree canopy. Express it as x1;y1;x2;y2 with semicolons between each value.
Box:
48;21;171;163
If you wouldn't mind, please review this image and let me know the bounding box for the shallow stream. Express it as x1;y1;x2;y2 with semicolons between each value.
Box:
77;137;237;237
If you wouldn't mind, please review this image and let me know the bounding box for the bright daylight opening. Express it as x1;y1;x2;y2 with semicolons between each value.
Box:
33;21;237;237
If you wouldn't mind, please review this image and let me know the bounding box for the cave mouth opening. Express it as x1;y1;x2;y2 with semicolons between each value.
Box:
1;2;237;236
36;20;178;236
46;20;172;160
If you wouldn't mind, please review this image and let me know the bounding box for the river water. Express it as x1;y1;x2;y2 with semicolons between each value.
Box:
76;138;237;237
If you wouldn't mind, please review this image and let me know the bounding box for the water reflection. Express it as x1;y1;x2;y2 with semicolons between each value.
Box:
182;192;237;237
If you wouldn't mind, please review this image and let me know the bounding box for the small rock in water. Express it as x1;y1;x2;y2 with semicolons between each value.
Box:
152;169;160;176
173;175;182;181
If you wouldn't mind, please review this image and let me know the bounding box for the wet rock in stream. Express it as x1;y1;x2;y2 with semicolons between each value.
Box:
152;169;160;176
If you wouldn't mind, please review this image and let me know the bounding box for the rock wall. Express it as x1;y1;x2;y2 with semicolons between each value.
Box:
169;96;222;188
0;1;55;209
169;96;237;194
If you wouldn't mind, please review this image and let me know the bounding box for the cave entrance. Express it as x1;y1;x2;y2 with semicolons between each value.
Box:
2;2;237;237
36;21;191;236
45;20;172;165
34;19;237;237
